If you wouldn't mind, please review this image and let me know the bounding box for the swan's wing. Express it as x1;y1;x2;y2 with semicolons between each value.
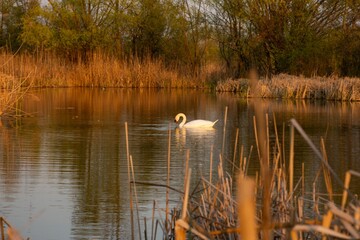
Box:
185;120;217;128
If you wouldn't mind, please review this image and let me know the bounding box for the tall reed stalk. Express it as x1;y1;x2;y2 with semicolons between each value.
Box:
2;112;360;239
0;52;218;89
167;111;360;239
125;122;135;240
165;123;171;233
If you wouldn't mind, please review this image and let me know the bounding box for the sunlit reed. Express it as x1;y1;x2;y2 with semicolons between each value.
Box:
216;74;360;101
2;112;360;239
2;52;360;102
168;113;360;239
0;52;217;89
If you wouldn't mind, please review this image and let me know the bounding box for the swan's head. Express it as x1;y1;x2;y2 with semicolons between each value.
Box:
174;113;185;122
174;113;186;128
174;114;181;123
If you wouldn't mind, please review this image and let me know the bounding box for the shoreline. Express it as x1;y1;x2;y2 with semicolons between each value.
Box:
1;53;360;102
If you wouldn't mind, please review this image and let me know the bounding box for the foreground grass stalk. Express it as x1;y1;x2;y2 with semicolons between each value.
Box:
320;138;333;201
3;105;360;239
151;201;155;240
237;176;257;240
0;217;23;240
289;124;295;204
166;112;360;239
209;145;213;185
165;123;171;233
130;155;142;240
232;128;239;176
221;106;228;156
290;119;347;197
175;168;192;240
341;170;360;210
125;122;135;240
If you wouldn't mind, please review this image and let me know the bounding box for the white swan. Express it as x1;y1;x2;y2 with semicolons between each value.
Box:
174;113;218;129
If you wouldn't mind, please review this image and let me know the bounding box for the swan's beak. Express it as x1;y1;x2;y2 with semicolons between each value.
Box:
174;119;177;123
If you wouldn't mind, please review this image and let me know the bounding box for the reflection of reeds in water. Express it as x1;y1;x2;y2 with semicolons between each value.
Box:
119;104;360;239
2;110;359;239
2;112;359;239
169;114;360;239
119;100;360;240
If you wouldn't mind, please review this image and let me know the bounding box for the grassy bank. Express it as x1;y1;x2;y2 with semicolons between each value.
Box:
1;52;360;101
0;52;222;116
0;52;221;89
216;74;360;101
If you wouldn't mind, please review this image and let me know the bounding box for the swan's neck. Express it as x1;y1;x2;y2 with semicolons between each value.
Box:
179;114;186;128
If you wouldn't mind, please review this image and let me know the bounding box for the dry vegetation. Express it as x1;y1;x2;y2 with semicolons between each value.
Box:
0;72;34;119
170;117;360;239
0;52;214;89
0;217;24;240
2;110;360;240
0;51;216;117
216;74;360;101
1;52;360;102
121;109;360;240
1;51;359;239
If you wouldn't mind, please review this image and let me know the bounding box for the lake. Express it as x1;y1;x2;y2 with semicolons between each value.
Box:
0;88;359;239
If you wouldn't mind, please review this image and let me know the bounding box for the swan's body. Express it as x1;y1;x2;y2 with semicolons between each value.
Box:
174;113;218;129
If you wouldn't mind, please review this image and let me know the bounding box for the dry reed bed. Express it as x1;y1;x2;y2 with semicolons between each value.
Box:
0;216;24;240
2;113;360;240
0;52;208;88
0;51;208;117
119;108;360;240
3;52;360;101
169;116;360;239
216;74;360;101
0;73;33;118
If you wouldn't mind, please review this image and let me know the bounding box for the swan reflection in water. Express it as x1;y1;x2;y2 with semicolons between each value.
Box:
174;123;217;148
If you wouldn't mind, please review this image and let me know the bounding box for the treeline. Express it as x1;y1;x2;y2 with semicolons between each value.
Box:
1;0;359;78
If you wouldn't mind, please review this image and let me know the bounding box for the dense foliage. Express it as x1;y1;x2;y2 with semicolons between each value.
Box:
1;0;359;77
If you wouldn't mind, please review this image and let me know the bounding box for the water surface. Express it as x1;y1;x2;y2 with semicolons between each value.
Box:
0;88;359;239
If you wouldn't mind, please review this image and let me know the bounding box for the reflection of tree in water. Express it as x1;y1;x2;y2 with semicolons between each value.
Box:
0;123;21;188
1;89;360;239
68;116;124;239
